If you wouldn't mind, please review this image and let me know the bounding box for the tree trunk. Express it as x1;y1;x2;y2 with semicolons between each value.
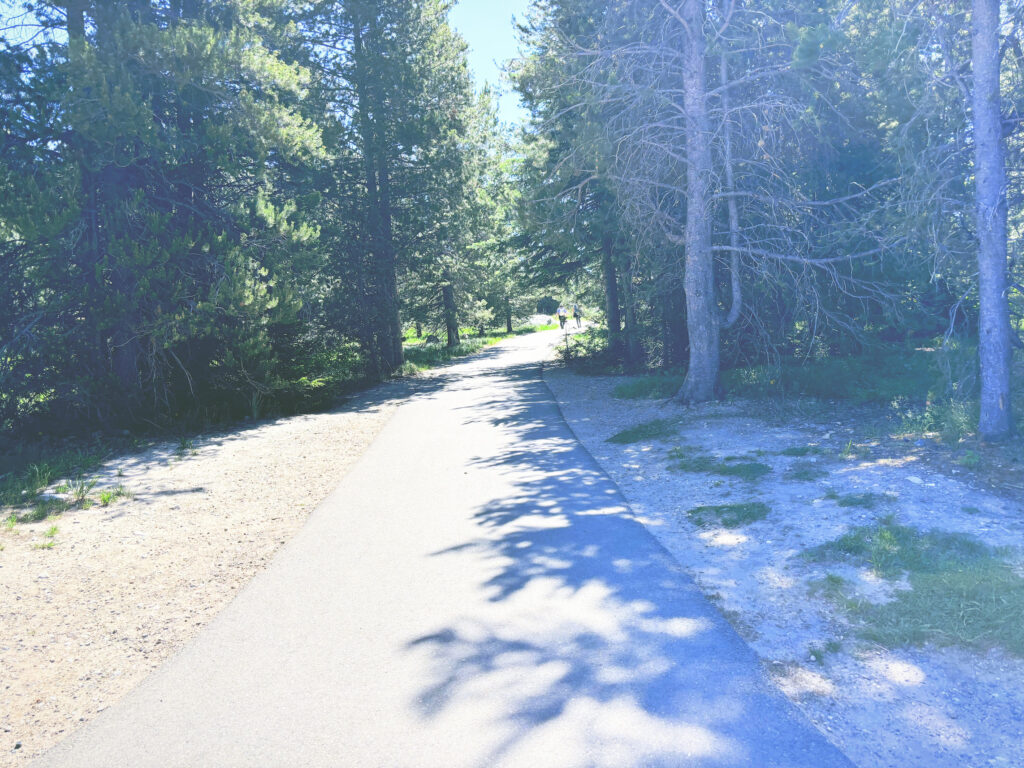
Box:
972;0;1013;440
377;162;404;369
505;300;513;334
442;268;459;348
621;256;643;370
661;287;688;369
675;0;719;403
719;48;742;330
353;14;403;375
601;232;623;355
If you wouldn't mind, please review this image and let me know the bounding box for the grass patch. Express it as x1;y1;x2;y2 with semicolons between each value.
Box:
785;461;830;482
27;497;70;522
70;476;97;504
606;418;679;444
720;347;950;405
669;447;772;481
957;450;981;469
0;447;110;509
838;439;874;460
899;398;977;444
686;502;770;528
778;445;826;457
613;375;686;400
807;519;1024;655
174;438;197;459
808;640;843;665
807;516;991;577
99;485;133;506
823;490;894;509
809;573;850;601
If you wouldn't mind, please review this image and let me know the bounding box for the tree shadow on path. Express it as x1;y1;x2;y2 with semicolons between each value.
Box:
407;358;852;768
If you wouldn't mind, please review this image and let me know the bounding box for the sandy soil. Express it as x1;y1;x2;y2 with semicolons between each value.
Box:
545;366;1024;768
1;387;400;766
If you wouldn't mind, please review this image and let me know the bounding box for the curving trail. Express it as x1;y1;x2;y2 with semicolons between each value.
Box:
32;330;852;768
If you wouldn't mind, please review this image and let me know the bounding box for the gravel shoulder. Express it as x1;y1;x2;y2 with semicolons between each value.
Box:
1;387;401;766
545;365;1024;768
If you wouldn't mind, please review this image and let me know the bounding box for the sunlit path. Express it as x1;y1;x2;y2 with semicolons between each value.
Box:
32;330;851;768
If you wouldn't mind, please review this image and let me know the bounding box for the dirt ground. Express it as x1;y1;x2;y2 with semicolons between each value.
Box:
5;339;1023;768
0;388;400;767
545;365;1024;768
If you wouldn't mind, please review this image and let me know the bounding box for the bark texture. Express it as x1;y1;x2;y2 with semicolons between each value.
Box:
676;0;719;403
442;268;460;348
601;232;623;355
353;15;404;375
972;0;1014;440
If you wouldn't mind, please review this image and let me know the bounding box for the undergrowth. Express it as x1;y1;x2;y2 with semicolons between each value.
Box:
807;517;1024;655
686;502;771;528
785;461;830;482
593;338;1023;445
403;324;556;372
823;490;896;509
668;447;772;481
607;418;679;444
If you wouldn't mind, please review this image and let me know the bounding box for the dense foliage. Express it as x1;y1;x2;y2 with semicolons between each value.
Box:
512;0;1023;438
2;0;1022;443
0;0;534;436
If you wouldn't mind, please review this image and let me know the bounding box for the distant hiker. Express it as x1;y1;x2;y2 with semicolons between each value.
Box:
556;306;568;329
572;304;582;328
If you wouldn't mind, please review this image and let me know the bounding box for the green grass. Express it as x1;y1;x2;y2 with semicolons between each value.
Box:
613;375;686;400
720;347;949;405
401;324;557;373
99;485;133;506
778;445;826;457
669;447;772;481
785;461;830;482
809;572;850;601
606;418;679;444
70;476;97;504
686;502;771;528
823;489;894;509
175;438;197;459
899;398;977;444
27;497;70;522
0;447;108;509
807;516;991;576
957;450;981;468
807;519;1024;655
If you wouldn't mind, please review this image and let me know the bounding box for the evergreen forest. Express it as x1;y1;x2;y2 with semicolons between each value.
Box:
1;0;1022;446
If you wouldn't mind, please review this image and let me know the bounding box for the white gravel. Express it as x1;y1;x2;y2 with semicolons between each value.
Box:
544;365;1024;768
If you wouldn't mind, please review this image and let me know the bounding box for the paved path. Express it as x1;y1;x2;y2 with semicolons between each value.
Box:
34;331;853;768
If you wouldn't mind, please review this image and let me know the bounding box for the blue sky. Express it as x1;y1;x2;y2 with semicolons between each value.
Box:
449;0;532;126
0;0;534;123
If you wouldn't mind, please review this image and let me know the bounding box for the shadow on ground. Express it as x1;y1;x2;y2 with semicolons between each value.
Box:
406;356;851;767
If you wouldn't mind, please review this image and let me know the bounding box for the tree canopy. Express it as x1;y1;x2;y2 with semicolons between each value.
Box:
1;0;1021;441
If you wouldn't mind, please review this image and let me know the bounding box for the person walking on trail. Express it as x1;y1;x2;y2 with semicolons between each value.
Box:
572;304;582;328
557;305;568;329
